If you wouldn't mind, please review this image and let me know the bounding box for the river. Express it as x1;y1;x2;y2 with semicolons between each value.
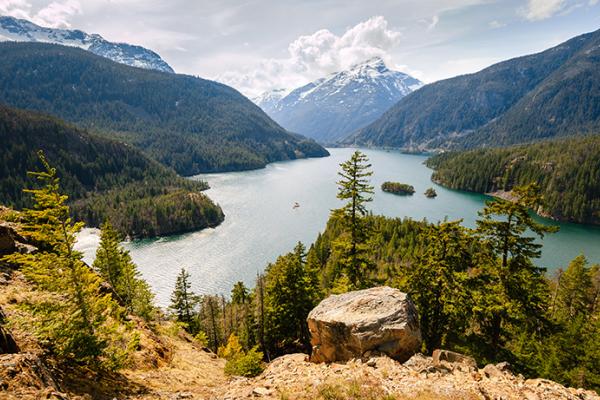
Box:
76;148;600;306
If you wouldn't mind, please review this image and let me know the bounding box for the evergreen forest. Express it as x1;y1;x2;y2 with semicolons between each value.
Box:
426;135;600;225
0;104;223;238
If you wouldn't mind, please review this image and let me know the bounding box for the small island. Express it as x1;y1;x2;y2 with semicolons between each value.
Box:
424;187;437;198
381;181;415;195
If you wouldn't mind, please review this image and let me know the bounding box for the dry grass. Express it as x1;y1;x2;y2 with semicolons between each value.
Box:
122;324;227;399
0;265;228;399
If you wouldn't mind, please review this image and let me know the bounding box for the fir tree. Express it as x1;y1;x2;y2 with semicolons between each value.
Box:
169;268;199;334
200;295;222;353
552;255;596;320
405;220;473;353
332;150;374;288
93;221;155;320
264;242;320;355
474;184;558;351
230;282;255;349
232;281;249;305
3;152;135;369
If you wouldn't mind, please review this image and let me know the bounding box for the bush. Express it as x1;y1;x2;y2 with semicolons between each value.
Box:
195;331;209;347
219;334;264;377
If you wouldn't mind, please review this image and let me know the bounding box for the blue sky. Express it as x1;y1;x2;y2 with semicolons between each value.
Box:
1;0;599;96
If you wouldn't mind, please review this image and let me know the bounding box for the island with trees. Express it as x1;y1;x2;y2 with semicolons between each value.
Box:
381;181;415;195
424;187;437;198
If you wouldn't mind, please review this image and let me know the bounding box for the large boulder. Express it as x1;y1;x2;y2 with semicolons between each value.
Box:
307;286;421;363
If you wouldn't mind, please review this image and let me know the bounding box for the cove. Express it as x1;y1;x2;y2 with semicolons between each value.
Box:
76;148;600;306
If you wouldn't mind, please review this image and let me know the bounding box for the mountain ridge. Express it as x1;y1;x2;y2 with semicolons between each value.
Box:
0;42;329;176
344;29;600;150
0;15;174;73
255;57;422;144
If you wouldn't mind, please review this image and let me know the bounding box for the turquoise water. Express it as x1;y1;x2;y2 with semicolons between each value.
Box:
77;148;600;306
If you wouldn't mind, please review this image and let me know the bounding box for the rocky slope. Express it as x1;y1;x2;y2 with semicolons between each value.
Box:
0;16;173;73
0;272;597;398
222;352;600;399
345;28;600;151
255;58;422;144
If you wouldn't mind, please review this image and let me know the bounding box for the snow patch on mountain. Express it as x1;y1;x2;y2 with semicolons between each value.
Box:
252;88;289;112
254;57;422;143
0;16;174;73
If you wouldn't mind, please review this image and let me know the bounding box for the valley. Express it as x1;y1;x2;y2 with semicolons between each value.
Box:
76;148;600;306
1;6;599;398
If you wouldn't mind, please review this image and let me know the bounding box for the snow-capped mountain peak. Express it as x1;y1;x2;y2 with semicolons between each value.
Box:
252;88;289;111
254;58;423;143
0;16;174;73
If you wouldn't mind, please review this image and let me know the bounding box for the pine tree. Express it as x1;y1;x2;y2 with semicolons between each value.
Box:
200;295;222;353
264;242;321;355
232;281;249;305
93;221;155;320
3;152;135;369
552;255;596;320
230;281;255;349
515;256;600;391
474;184;559;351
405;220;473;353
332;150;374;288
255;272;268;361
169;268;199;334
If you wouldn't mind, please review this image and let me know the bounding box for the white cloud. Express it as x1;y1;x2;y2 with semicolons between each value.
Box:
488;20;506;29
33;0;81;28
522;0;566;21
0;0;32;19
217;16;403;97
0;0;81;28
427;15;440;31
590;0;599;4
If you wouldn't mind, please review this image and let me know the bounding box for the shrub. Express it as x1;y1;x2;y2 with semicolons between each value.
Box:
219;334;264;377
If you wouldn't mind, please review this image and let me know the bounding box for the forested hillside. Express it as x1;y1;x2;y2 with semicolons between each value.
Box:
2;157;597;397
426;135;600;225
0;104;223;237
345;28;600;150
0;42;328;175
166;151;599;393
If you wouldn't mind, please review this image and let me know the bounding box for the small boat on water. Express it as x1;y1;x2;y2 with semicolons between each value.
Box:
293;202;300;209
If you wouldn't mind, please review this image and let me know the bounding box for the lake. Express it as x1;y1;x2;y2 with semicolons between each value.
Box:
76;148;600;306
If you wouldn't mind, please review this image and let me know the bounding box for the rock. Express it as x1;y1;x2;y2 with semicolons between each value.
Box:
15;242;37;255
0;307;19;354
172;393;193;399
403;353;429;370
307;286;421;363
252;387;271;396
482;364;505;379
432;349;476;369
495;361;511;372
0;225;16;256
